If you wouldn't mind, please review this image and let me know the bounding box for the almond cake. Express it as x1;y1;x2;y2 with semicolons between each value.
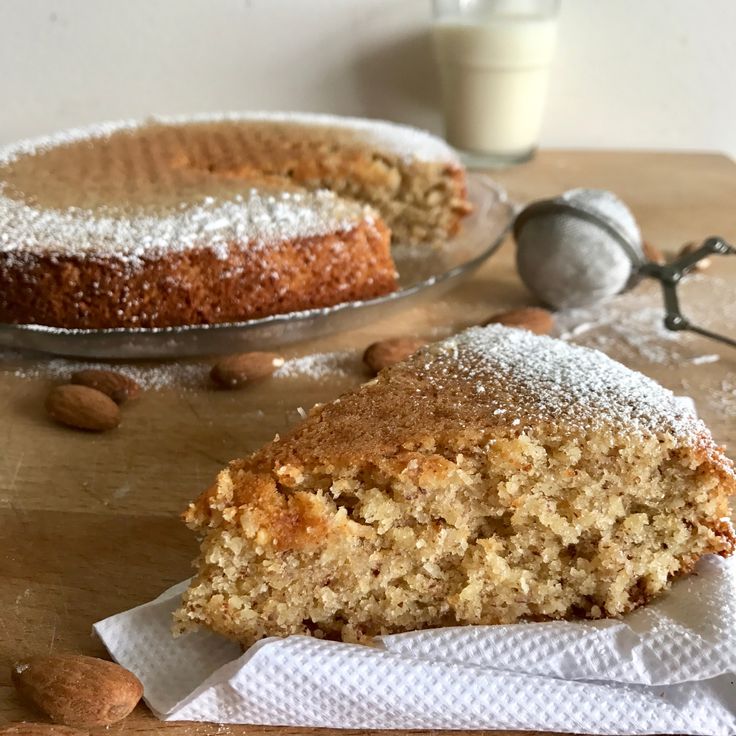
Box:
0;113;470;329
175;325;735;645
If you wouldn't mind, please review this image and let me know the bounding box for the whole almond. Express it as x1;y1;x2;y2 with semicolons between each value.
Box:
210;351;284;389
70;369;140;404
363;337;427;375
642;240;665;265
11;655;142;728
0;724;88;736
677;240;711;271
483;307;554;335
45;385;120;432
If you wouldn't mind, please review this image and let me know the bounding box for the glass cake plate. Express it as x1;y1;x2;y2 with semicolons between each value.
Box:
0;173;515;359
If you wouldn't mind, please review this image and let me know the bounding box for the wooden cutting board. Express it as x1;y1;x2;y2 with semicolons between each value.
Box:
1;150;735;736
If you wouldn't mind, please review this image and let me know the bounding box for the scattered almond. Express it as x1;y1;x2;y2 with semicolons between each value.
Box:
70;369;141;404
642;240;665;265
45;385;120;432
483;307;554;336
11;655;143;728
210;351;284;389
0;724;88;736
363;337;427;374
677;240;711;271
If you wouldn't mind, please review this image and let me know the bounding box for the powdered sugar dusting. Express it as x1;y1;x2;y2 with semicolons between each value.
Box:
0;112;457;170
4;348;361;389
708;376;736;417
556;293;683;365
273;350;361;380
11;356;211;391
552;277;736;423
0;110;456;264
554;277;732;367
0;187;367;265
421;325;705;439
691;354;721;366
210;111;458;163
681;374;736;422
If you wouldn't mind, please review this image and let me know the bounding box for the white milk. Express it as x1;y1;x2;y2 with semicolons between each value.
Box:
433;14;558;158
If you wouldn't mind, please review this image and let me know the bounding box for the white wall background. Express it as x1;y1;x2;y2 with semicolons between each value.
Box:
1;0;734;156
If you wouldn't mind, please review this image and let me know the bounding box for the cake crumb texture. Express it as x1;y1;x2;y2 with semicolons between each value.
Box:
176;326;735;644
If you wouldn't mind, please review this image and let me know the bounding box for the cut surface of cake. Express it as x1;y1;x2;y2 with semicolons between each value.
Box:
0;112;469;329
176;326;735;645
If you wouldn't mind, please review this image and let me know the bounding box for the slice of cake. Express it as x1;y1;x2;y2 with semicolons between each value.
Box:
0;113;470;329
175;326;735;645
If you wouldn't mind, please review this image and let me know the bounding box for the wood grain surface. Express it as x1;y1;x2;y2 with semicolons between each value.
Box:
1;150;735;735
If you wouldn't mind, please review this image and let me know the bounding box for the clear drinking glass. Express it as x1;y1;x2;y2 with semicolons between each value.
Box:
432;0;560;167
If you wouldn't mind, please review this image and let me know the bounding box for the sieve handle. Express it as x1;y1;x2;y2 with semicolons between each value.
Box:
640;237;736;348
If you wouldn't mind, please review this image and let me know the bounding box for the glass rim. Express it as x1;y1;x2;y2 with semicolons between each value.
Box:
432;0;561;19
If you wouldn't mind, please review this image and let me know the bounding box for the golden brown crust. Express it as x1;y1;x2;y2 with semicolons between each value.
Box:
0;220;396;328
187;325;736;539
190;327;736;521
276;331;733;479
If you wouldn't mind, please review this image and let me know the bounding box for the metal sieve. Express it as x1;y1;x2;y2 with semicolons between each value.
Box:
514;189;736;348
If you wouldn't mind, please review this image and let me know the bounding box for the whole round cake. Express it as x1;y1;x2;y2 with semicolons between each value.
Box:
0;113;470;329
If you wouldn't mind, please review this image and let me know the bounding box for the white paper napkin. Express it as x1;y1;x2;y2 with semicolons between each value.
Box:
94;555;736;734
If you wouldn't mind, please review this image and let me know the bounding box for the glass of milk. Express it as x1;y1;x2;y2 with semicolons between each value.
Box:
432;0;560;166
